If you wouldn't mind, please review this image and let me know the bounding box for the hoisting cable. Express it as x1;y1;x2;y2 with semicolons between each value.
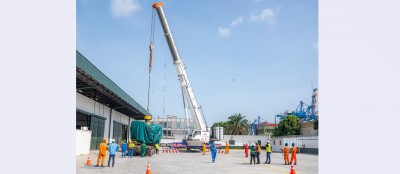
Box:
162;45;167;117
200;106;208;128
146;8;156;115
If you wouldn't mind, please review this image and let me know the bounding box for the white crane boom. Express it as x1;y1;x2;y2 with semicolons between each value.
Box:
152;2;209;144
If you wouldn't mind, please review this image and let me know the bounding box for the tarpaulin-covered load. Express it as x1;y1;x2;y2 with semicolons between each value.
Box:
130;121;162;144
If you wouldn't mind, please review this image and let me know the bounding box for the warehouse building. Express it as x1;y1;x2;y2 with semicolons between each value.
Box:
76;51;149;155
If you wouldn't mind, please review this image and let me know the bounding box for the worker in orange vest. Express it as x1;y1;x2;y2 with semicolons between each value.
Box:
290;143;298;165
281;143;290;165
202;142;207;155
256;143;261;164
95;138;108;167
225;141;229;154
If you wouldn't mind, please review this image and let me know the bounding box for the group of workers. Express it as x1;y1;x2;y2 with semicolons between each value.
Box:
246;142;262;164
95;138;297;167
202;140;298;165
95;138;121;167
243;142;263;164
95;138;160;168
282;142;298;165
243;141;298;165
201;141;230;163
120;140;137;158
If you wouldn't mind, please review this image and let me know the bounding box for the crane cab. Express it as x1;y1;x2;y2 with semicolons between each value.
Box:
186;130;210;150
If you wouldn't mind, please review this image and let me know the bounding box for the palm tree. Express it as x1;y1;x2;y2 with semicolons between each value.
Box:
212;121;227;134
227;113;249;135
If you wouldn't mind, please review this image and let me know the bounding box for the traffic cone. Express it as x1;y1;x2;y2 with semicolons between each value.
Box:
146;161;152;174
289;165;296;174
86;154;91;165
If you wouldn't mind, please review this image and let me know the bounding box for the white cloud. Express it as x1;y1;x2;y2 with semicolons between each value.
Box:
250;8;277;26
218;27;231;38
230;17;244;27
110;0;140;18
218;17;242;37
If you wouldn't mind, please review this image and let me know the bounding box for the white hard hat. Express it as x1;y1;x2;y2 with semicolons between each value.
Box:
252;143;255;146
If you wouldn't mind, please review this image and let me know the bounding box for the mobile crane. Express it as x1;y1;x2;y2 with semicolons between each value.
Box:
151;2;221;150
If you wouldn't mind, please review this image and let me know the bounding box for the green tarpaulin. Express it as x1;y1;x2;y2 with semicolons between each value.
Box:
130;121;162;144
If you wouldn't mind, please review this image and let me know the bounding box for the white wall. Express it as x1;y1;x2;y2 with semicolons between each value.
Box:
214;135;271;146
76;130;91;156
159;134;318;153
76;92;134;141
160;135;272;146
160;135;187;144
271;135;318;152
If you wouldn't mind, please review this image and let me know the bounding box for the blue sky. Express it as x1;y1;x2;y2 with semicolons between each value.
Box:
77;0;318;125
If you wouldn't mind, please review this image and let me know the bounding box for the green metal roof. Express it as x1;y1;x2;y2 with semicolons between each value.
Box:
76;50;149;116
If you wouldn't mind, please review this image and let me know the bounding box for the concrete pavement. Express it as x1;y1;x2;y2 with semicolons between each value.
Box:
76;149;318;174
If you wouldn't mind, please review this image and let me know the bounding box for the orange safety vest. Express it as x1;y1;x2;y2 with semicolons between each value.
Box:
256;145;261;153
98;142;108;156
283;146;290;154
292;146;298;154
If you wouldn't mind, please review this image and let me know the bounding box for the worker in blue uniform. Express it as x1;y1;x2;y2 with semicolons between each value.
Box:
108;139;120;167
210;143;217;163
121;140;127;158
